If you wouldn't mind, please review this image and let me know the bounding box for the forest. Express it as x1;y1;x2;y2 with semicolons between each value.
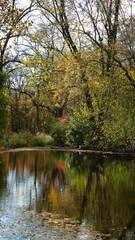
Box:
0;0;135;152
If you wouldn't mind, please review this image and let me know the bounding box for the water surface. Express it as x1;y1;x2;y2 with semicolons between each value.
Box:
0;150;135;239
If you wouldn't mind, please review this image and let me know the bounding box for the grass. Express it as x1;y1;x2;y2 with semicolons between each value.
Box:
0;131;53;149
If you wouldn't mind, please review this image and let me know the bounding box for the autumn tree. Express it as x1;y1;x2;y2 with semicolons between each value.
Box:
29;0;134;148
75;0;135;87
35;0;94;114
19;33;72;131
0;0;35;130
3;0;134;149
0;0;35;73
119;16;135;71
0;72;9;130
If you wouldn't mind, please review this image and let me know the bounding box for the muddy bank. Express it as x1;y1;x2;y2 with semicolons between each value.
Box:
0;146;134;156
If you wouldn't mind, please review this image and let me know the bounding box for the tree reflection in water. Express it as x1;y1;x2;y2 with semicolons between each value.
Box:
0;150;135;239
0;153;8;199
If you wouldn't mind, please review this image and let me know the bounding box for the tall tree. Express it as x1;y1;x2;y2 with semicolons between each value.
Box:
0;0;35;73
36;0;94;114
76;0;135;87
0;0;35;130
0;72;9;130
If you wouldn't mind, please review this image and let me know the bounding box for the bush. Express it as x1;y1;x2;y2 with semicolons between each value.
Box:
35;132;53;146
0;132;53;148
66;114;90;147
51;122;67;147
102;113;135;152
8;133;27;147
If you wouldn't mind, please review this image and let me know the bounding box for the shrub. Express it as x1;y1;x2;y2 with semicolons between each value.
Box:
0;131;53;148
66;114;90;147
102;113;135;152
51;122;67;147
35;132;53;146
8;133;27;148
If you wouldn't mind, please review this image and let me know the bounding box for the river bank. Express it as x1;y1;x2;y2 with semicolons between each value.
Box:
0;146;135;157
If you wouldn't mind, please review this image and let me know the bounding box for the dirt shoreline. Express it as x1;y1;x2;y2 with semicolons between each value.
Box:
0;146;134;156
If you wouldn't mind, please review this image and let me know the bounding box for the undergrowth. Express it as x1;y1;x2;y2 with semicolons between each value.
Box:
0;132;53;149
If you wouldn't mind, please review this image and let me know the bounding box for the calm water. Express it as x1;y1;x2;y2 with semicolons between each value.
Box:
0;150;135;239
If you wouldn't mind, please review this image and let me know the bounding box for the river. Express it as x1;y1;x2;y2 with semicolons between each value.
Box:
0;150;135;239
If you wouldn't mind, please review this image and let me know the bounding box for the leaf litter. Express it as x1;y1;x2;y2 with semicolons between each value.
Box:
0;207;116;240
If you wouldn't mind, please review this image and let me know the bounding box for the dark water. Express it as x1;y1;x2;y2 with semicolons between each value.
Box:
0;150;135;239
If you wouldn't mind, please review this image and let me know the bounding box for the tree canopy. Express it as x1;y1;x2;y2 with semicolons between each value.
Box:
0;0;135;151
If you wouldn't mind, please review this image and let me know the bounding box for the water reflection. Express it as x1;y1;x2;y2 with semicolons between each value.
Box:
0;150;135;239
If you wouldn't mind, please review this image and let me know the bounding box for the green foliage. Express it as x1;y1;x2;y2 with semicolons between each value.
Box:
9;133;27;147
0;132;53;148
66;111;90;147
0;72;9;90
0;94;9;131
35;132;53;146
51;122;68;147
102;110;135;151
0;0;134;154
0;72;9;131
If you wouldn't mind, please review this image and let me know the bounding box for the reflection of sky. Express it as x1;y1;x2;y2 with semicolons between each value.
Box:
0;169;40;211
